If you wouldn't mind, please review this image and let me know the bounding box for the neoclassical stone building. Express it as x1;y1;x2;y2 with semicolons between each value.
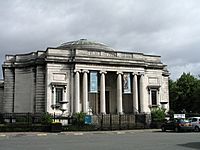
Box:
0;39;169;115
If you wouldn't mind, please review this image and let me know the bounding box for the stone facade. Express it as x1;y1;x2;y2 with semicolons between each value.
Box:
0;39;170;115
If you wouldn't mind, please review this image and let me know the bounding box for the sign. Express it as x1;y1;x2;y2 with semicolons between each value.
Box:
84;115;92;124
90;71;98;93
123;73;131;93
174;114;185;119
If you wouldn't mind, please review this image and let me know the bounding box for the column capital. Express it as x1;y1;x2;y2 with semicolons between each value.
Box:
100;70;107;74
132;72;138;75
74;69;81;73
116;71;123;75
138;72;145;76
82;70;89;73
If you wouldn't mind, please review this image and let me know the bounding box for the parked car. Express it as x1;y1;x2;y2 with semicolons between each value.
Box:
189;117;200;132
161;118;193;132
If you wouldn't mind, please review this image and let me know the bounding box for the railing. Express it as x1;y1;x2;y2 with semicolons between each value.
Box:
0;113;151;131
91;114;151;130
0;113;43;124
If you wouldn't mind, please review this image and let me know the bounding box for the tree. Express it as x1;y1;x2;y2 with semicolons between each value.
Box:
169;79;179;112
169;72;200;113
191;80;200;113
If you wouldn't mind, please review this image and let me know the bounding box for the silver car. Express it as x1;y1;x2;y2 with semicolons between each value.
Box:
189;117;200;132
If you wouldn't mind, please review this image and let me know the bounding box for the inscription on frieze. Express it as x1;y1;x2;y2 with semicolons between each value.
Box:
101;51;116;57
89;51;101;56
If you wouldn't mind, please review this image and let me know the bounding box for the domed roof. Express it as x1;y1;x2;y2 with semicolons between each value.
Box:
57;39;115;51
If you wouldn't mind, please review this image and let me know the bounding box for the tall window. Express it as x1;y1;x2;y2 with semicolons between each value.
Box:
55;88;63;104
151;90;157;105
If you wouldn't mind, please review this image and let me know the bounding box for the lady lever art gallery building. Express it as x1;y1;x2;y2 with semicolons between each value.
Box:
0;39;169;116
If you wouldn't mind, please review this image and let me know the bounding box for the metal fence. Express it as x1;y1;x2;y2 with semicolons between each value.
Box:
0;113;151;131
0;113;44;124
91;114;151;130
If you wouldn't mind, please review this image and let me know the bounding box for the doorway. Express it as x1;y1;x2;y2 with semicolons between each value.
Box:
106;91;110;114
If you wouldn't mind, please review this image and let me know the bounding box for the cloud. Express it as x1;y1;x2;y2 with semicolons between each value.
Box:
0;0;200;80
170;62;200;80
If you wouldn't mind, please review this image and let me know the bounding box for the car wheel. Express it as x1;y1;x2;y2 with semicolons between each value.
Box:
175;127;179;132
194;126;200;132
161;126;166;132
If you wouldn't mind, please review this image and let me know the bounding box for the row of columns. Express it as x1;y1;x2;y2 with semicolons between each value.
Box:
74;70;145;114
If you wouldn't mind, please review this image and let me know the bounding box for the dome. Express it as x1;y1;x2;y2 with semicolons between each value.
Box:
57;39;115;51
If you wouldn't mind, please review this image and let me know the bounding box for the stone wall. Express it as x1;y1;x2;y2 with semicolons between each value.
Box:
3;68;15;112
14;67;35;112
0;86;3;112
35;66;46;112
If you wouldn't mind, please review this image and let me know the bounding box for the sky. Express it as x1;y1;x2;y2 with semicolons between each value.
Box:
1;0;200;80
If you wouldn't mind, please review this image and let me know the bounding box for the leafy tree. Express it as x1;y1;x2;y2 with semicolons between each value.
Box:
169;72;200;113
169;79;179;112
191;80;200;113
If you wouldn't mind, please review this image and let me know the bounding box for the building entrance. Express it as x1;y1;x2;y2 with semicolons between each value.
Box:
106;91;110;114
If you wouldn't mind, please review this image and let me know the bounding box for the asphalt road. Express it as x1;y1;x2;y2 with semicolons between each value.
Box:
0;130;200;150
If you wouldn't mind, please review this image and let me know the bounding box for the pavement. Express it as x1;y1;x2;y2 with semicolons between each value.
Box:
0;129;160;137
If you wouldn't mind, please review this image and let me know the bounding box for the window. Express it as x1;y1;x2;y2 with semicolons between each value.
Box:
50;82;67;110
55;88;63;104
192;118;197;122
151;90;157;105
148;85;160;107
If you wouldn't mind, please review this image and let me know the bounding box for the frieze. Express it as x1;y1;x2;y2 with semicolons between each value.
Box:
88;51;101;56
72;48;160;63
101;51;117;57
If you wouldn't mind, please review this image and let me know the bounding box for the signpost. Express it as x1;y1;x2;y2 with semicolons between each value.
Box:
84;115;92;125
174;114;185;119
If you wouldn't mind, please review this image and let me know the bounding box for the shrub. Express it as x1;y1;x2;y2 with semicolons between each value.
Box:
151;108;166;122
74;112;86;127
0;114;4;124
41;113;53;125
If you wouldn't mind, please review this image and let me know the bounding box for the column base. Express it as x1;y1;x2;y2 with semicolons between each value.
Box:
100;112;106;115
118;112;124;115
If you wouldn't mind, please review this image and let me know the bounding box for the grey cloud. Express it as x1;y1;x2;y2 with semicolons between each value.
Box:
1;0;200;79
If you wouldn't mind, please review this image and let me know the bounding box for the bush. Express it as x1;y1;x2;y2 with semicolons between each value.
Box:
151;108;166;128
41;113;53;125
151;108;166;122
63;124;96;131
74;112;86;127
0;114;4;124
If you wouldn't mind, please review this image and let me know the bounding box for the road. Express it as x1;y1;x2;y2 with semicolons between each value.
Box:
0;130;199;150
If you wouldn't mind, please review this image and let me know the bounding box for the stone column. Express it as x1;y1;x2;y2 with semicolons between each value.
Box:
74;70;80;113
139;74;145;113
132;73;138;113
100;71;106;114
117;72;123;114
82;70;89;113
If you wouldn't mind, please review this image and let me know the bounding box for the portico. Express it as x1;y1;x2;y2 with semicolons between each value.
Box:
73;69;147;115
